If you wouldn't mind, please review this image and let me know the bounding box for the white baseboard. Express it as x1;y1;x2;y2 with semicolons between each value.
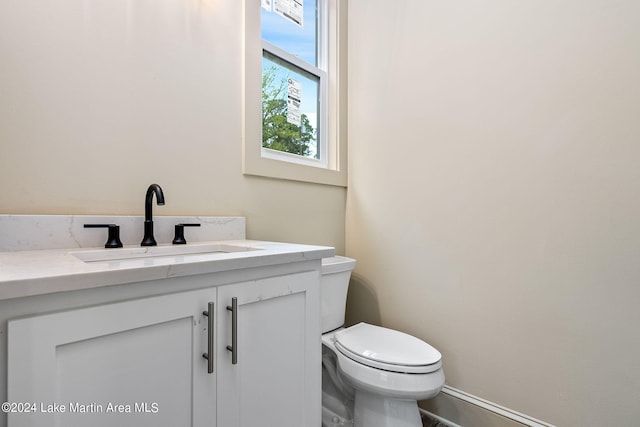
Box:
421;385;556;427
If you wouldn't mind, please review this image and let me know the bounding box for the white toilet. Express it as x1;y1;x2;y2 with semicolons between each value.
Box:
321;256;444;427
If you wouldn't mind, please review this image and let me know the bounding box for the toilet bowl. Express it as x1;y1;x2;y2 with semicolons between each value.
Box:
321;257;445;427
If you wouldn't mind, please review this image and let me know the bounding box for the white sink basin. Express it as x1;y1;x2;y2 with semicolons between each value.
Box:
72;243;259;263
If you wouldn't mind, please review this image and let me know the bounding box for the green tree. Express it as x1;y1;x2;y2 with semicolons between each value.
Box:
262;66;316;157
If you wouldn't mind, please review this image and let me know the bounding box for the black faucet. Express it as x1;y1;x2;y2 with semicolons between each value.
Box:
141;184;165;246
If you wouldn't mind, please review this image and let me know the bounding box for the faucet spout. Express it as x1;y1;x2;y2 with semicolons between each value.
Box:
144;184;165;221
141;184;165;246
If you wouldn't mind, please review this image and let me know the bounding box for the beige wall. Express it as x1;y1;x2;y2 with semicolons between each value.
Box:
4;0;640;424
346;1;640;426
0;0;345;252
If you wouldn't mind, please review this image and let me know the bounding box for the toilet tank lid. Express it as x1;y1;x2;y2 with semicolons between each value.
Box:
322;256;356;274
335;323;441;367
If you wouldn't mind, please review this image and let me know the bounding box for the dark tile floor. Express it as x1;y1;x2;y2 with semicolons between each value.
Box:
422;413;450;427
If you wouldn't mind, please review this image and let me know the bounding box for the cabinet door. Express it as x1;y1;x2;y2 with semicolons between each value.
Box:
7;288;217;427
216;271;321;427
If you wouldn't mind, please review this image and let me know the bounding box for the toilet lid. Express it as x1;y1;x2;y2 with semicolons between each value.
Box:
334;323;442;374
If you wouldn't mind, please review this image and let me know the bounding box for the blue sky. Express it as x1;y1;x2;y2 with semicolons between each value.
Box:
261;0;318;66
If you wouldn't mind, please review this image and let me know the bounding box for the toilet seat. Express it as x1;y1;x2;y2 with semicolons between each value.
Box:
334;323;441;374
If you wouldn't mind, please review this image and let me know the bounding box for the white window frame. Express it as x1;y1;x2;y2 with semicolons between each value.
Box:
261;39;328;168
243;0;347;187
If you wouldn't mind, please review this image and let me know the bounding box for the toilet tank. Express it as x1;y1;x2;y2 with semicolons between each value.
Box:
321;256;356;333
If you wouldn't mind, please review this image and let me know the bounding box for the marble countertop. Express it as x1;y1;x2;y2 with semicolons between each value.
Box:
0;240;334;301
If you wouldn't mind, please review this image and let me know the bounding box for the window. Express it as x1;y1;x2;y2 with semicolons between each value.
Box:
261;0;326;166
243;0;347;186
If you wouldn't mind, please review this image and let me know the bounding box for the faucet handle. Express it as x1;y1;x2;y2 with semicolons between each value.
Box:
172;223;201;245
84;224;123;248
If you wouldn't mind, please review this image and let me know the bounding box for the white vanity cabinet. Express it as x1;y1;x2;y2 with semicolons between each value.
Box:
6;269;320;427
216;270;320;427
7;286;218;427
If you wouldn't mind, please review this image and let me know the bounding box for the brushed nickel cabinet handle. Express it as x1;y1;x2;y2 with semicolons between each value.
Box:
202;302;214;373
226;297;238;365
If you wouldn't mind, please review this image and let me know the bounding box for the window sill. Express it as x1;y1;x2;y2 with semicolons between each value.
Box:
243;147;347;187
